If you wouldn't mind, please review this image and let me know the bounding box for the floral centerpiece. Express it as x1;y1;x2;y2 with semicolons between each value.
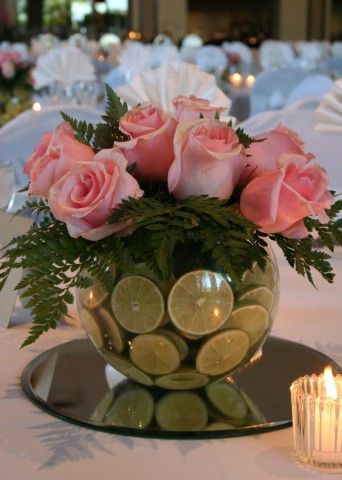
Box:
0;49;32;126
1;85;341;390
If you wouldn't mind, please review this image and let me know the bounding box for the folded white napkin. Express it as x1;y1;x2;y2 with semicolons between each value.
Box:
152;45;180;68
32;46;96;89
116;62;231;113
315;79;342;133
117;42;152;81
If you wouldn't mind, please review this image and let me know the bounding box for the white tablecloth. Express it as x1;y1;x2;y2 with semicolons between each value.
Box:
1;251;342;480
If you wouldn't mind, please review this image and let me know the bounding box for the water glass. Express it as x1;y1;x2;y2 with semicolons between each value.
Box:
0;161;16;211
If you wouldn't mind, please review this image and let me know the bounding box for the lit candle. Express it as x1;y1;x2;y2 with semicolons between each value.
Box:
229;73;243;88
32;102;41;112
291;366;342;471
245;74;255;88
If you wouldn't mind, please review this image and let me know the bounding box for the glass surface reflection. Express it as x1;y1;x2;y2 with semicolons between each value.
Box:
21;337;342;439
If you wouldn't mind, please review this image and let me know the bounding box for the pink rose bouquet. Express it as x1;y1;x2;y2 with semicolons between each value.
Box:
1;85;340;348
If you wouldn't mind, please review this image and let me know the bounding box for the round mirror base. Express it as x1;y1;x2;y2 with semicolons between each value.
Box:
21;336;341;439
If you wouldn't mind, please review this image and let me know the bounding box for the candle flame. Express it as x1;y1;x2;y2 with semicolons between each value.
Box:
231;73;242;82
32;102;41;112
89;290;94;301
324;366;338;400
246;74;255;86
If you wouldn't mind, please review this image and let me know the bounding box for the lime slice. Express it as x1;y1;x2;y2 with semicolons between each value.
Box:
242;259;276;289
206;383;248;422
111;275;165;334
206;422;235;431
104;387;154;429
156;392;208;431
222;301;270;347
156;329;189;360
129;333;181;375
78;279;109;310
97;307;126;353
168;270;234;336
79;308;104;348
122;263;174;296
101;350;154;386
196;329;250;376
90;390;114;423
238;285;274;312
155;368;209;390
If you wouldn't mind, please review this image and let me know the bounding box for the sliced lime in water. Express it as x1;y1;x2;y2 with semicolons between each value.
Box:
196;329;250;376
129;333;181;375
111;275;165;334
156;329;189;360
168;270;234;336
79;308;104;348
97;307;126;353
101;350;154;386
222;301;270;347
238;285;274;312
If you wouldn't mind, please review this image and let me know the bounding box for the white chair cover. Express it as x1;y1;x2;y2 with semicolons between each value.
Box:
259;40;295;71
181;34;203;48
239;106;342;190
222;41;253;65
0;105;101;188
285;74;334;107
296;41;328;70
250;67;310;116
332;41;342;59
195;45;227;74
117;42;152;82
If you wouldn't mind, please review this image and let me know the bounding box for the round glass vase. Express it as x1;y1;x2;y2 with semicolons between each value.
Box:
77;244;279;390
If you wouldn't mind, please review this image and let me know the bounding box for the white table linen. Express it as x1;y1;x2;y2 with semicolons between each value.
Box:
1;250;341;480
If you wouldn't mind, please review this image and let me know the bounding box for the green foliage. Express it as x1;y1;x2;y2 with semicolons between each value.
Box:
61;84;129;151
109;195;268;284
235;126;265;149
0;207;130;346
60;112;95;147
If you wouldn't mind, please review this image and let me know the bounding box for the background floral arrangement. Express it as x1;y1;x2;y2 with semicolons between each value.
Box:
0;85;341;347
0;49;32;127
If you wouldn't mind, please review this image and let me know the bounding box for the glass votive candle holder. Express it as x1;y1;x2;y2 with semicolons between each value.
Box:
290;368;342;471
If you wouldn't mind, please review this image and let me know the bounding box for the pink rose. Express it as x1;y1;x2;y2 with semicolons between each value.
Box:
24;122;94;197
172;95;226;121
168;118;247;200
1;61;15;79
242;124;315;181
115;102;177;182
48;148;143;241
240;154;333;239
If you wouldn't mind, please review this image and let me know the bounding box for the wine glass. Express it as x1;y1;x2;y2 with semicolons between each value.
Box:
0;161;16;211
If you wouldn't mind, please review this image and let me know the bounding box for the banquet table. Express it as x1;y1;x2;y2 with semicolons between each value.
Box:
1;247;341;480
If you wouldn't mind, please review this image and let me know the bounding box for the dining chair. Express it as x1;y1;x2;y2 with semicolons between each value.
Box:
0;105;101;188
